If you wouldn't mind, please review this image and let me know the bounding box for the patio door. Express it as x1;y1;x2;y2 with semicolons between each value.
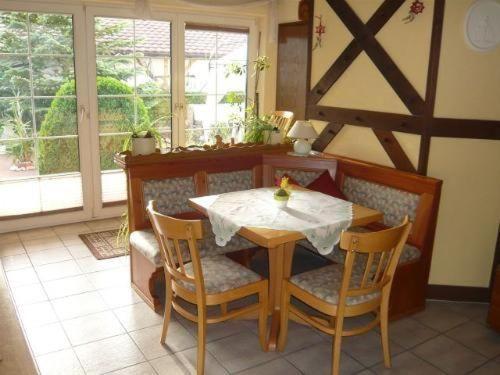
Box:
0;4;92;224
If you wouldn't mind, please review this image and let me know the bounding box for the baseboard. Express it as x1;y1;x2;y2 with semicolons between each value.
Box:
427;284;490;302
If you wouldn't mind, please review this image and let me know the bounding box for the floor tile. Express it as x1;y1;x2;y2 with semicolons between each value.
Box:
36;259;82;281
0;231;21;244
36;348;85;375
23;236;63;253
52;222;91;235
285;341;364;375
206;331;279;373
413;300;470;332
386;317;439;349
446;321;500;358
18;227;56;241
339;330;405;367
150;347;229;375
25;322;70;356
11;283;48;305
62;310;125;346
18;301;58;329
6;267;39;287
114;302;164;331
371;351;444;374
412;335;487;374
1;253;31;271
469;360;500;374
107;362;158;375
86;266;131;289
276;320;324;354
98;285;142;309
86;218;120;231
42;275;95;299
76;255;124;273
58;233;85;246
446;302;490;324
74;334;145;375
237;358;302;375
0;241;26;257
51;291;108;320
130;323;196;360
28;247;72;266
66;244;93;259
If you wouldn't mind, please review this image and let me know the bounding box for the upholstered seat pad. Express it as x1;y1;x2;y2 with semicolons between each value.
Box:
130;219;257;266
177;255;261;294
290;264;380;306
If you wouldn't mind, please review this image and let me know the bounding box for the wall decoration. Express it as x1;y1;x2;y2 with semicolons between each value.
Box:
312;15;326;50
464;0;500;51
403;0;425;23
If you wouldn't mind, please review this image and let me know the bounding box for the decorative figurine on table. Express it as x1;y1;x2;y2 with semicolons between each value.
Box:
274;177;291;208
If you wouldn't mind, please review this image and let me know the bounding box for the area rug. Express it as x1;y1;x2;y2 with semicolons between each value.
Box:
79;230;127;260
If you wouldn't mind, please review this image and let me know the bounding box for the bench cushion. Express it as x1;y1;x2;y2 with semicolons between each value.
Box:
342;176;419;227
290;263;380;305
130;219;257;267
275;168;323;187
208;170;253;195
177;255;261;294
143;176;195;216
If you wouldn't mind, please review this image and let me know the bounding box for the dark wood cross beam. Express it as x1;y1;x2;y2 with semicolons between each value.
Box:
308;0;499;175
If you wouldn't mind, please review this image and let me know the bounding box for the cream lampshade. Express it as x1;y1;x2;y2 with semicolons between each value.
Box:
287;120;318;156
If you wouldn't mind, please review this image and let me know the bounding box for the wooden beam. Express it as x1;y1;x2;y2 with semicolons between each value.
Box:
312;123;344;152
309;0;405;105
431;118;500;140
327;0;425;115
373;129;417;173
418;0;445;175
304;0;315;120
309;105;423;134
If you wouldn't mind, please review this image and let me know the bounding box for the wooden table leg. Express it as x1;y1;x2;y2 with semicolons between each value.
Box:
267;241;295;351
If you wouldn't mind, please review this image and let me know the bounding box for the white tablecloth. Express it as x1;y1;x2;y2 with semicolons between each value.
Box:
206;187;353;255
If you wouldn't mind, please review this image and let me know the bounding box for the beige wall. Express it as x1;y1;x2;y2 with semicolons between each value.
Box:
301;0;500;287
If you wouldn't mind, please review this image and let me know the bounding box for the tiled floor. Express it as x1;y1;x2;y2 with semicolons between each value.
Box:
1;221;500;375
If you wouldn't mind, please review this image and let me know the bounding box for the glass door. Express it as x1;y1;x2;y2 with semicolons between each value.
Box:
181;25;249;146
91;16;172;206
0;9;88;219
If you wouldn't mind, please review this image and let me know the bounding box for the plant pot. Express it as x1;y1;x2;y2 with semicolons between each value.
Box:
132;137;156;156
274;190;290;208
263;131;282;144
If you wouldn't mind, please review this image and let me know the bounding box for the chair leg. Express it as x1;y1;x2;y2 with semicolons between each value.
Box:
258;283;268;351
160;276;173;344
277;282;290;352
196;304;207;375
331;314;345;375
220;302;228;316
380;301;391;368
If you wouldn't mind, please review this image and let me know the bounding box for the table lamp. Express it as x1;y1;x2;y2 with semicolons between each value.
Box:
287;120;318;156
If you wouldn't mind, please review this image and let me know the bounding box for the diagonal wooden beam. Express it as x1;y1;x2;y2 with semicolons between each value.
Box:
373;129;417;173
418;0;445;175
327;0;425;115
310;0;405;105
312;123;344;152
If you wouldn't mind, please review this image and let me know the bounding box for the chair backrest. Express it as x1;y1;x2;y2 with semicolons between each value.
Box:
338;217;412;308
146;200;205;294
269;111;294;135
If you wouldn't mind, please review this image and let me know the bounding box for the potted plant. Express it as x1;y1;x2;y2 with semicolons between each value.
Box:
243;107;275;143
264;126;281;144
274;176;291;208
123;121;164;156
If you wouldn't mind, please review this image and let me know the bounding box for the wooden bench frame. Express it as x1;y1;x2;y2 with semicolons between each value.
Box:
263;153;442;319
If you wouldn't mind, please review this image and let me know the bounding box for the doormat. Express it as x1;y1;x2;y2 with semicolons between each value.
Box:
79;230;127;260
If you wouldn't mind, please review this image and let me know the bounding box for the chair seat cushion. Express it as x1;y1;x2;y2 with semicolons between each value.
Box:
178;255;261;294
290;264;380;306
130;219;257;267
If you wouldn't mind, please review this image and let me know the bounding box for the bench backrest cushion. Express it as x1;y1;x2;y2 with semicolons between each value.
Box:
342;176;420;227
208;170;253;195
275;168;323;186
143;176;195;216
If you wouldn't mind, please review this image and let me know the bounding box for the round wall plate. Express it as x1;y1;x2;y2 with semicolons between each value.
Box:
464;0;500;51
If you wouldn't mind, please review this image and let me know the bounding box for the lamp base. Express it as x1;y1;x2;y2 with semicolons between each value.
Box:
293;139;312;156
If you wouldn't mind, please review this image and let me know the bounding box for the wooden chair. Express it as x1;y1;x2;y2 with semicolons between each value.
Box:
278;217;412;375
269;111;294;136
146;201;269;375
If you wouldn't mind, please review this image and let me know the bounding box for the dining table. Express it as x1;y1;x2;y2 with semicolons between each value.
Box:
188;187;383;351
